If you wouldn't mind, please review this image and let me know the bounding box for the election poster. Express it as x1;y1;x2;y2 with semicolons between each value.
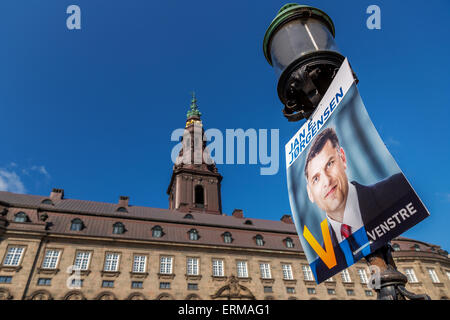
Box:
285;59;430;284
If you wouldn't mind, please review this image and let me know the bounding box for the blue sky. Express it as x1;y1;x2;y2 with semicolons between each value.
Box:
0;0;449;250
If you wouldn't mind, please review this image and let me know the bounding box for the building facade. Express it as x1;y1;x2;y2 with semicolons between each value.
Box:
0;98;448;300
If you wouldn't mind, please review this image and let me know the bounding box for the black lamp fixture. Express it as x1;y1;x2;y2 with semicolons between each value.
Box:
263;3;345;121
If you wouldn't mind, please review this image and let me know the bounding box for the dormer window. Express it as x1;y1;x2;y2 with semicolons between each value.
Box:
222;232;233;244
152;225;163;238
70;218;84;231
112;222;125;234
285;237;294;248
183;214;194;219
188;229;199;241
255;235;264;246
41;199;54;205
413;244;421;251
14;212;28;223
392;243;400;251
116;207;128;213
244;220;253;225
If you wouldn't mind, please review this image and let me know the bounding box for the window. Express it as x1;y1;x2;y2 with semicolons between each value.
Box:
187;283;198;290
427;268;440;283
255;235;264;246
70;219;84;231
392;243;400;251
112;222;125;234
244;220;253;225
365;290;374;297
41;199;54;205
37;278;51;286
71;278;83;287
325;276;334;282
152;226;163;238
341;269;352;283
187;257;199;276
302;265;314;281
404;268;418;283
132;255;147;273
237;261;248;278
3;246;24;266
307;288;316;295
413;244;421;251
259;263;271;279
160;282;171;289
194;185;204;207
104;253;120;272
42;249;61;269
357;268;369;284
285;237;294;248
0;276;12;284
282;264;293;280
132;281;143;289
117;207;128;213
263;286;273;293
212;259;224;277
346;289;355;296
327;288;336;295
183;214;194;219
223;232;233;244
14;212;28;223
188;229;199;241
286;287;296;294
74;251;91;271
160;256;173;274
102;280;114;288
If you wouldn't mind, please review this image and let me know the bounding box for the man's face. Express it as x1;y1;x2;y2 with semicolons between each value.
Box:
306;140;349;216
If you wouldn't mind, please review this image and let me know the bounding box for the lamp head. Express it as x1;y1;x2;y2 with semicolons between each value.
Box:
263;3;345;121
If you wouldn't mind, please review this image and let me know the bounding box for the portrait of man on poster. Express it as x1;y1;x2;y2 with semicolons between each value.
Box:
304;127;409;273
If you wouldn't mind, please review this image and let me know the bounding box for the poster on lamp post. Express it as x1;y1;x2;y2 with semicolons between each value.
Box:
285;58;430;284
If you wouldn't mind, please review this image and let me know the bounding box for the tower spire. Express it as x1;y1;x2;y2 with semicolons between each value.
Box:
187;92;202;119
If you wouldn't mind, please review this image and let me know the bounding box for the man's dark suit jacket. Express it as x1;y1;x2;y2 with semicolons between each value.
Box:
312;173;410;282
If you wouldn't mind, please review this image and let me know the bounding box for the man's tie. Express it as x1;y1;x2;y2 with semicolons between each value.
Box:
341;224;352;240
341;224;363;261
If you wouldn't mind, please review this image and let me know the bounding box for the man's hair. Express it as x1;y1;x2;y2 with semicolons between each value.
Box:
304;127;340;179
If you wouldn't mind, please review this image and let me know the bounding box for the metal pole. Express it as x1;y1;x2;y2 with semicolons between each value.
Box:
365;243;430;300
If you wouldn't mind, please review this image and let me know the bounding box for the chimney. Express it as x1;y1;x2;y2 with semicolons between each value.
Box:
119;196;129;207
50;188;64;200
280;214;293;224
232;209;244;219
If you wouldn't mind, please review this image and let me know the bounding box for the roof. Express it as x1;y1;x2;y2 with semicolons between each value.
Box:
0;191;447;260
0;191;301;252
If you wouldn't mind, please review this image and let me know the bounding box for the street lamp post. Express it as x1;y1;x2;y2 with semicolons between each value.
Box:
262;3;430;300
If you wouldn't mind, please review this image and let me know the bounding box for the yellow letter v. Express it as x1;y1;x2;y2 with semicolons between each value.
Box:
303;219;337;269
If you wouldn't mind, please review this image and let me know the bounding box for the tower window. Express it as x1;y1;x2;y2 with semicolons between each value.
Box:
194;185;204;208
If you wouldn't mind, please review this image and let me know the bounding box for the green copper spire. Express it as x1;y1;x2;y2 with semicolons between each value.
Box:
186;92;202;118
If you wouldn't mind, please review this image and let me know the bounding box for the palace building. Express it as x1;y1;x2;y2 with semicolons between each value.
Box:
0;97;448;300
